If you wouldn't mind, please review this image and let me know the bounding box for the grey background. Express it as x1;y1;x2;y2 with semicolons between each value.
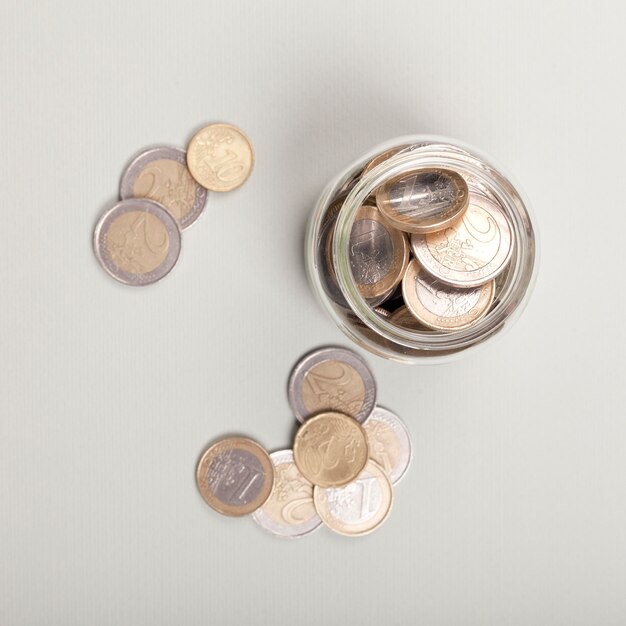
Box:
0;1;624;624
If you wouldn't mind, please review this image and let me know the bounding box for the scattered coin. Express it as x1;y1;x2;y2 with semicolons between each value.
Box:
313;460;393;536
196;347;409;537
411;193;513;287
196;437;274;517
402;258;495;331
119;146;208;230
187;123;254;192
288;346;376;423
376;168;469;234
252;449;322;538
293;411;369;488
363;407;412;485
93;198;181;286
373;307;391;319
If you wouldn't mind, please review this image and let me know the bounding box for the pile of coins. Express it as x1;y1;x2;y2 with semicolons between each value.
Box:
93;123;254;285
196;346;412;538
320;146;514;332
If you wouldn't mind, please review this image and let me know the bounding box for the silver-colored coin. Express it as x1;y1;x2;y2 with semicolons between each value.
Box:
120;146;208;230
373;307;391;319
252;450;322;538
363;406;412;485
288;346;376;424
93;199;181;286
313;460;393;536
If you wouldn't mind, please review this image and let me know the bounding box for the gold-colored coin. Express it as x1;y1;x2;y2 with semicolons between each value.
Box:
325;205;410;299
187;123;254;192
376;168;469;234
373;307;391;319
402;259;495;331
388;305;427;331
313;460;393;536
293;412;369;488
362;146;406;176
196;437;274;517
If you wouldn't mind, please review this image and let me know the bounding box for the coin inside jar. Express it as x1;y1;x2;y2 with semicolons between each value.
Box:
362;407;412;485
93;198;181;286
120;146;208;230
187;123;254;192
361;146;406;176
288;346;376;424
251;450;322;538
402;258;495;331
196;437;274;517
326;205;410;300
410;192;513;287
313;460;393;536
376;168;469;234
293;412;369;488
388;305;428;331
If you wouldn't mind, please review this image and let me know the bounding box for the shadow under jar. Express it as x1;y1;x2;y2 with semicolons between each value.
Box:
305;136;538;364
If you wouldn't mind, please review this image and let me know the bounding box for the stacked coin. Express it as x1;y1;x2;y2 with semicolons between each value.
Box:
321;151;514;332
196;346;412;538
93;123;254;285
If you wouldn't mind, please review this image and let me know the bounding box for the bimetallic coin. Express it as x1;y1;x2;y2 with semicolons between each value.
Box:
322;217;399;308
389;305;428;331
252;450;322;538
187;123;254;192
196;437;274;517
402;259;495;331
294;412;369;488
376;168;469;234
120;146;207;230
411;193;513;287
288;346;377;424
363;407;412;485
313;460;393;536
93;199;181;286
347;205;410;299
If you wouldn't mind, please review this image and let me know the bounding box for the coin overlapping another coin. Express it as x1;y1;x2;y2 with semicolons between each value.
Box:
93;123;254;286
196;346;412;538
320;150;515;332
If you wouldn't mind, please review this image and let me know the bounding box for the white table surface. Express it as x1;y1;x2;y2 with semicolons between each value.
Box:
1;1;625;624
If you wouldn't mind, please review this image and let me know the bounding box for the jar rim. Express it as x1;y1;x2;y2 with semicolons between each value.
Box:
307;135;539;361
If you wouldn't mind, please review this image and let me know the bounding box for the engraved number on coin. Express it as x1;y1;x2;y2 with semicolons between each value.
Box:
199;130;246;183
135;163;195;219
358;477;377;518
303;364;362;412
109;214;168;272
463;208;497;243
208;454;261;503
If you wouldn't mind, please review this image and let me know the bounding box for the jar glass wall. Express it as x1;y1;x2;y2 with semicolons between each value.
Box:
305;136;538;364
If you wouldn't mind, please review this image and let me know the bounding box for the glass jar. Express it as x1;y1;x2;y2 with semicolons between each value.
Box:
305;136;538;363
